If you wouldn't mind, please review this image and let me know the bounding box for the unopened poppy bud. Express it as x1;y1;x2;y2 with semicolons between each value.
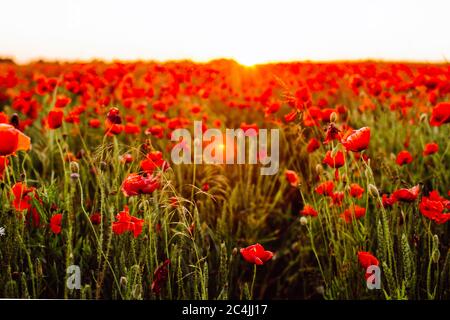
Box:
10;113;19;129
432;235;440;263
419;113;428;123
330;112;338;123
368;184;379;197
120;276;128;288
315;164;324;175
76;149;85;159
232;247;238;256
132;284;142;299
70;161;79;174
300;216;308;226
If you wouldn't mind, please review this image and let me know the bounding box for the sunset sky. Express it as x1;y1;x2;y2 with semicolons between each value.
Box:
1;0;450;65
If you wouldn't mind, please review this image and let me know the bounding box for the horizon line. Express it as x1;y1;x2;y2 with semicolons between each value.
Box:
1;55;449;67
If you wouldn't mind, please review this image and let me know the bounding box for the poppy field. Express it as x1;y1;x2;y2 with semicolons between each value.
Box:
0;59;449;300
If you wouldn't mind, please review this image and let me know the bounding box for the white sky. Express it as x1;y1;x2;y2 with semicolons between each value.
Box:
0;0;449;65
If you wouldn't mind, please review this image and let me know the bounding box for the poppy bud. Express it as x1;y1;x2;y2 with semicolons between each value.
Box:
107;107;122;124
232;247;238;256
432;235;440;263
419;113;428;123
300;216;308;226
70;161;79;174
120;276;128;288
132;284;142;299
389;153;396;162
330;112;338;123
76;149;85;159
10;113;19;129
368;184;379;197
315;164;324;175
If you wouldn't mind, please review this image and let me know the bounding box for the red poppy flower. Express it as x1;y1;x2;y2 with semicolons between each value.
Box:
396;150;413;166
11;182;36;211
151;259;171;294
350;183;364;198
240;243;274;265
105;107;123;135
0;123;31;156
88;119;101;128
392;185;420;202
358;251;379;269
11;182;41;227
112;206;144;238
145;125;164;139
358;251;379;279
284;110;297;123
341;127;371;152
294;87;312;109
331;191;345;206
341;205;366;222
419;190;450;224
423;142;438;156
382;194;397;208
50;214;62;234
121;173;161;197
324;123;341;144
315;180;335;196
322;150;345;168
140;151;169;174
90;213;102;225
55;96;71;108
285;169;299;187
306;138;320;153
124;122;140;135
47;109;64;129
300;204;318;217
201;183;209;191
430;102;450;126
